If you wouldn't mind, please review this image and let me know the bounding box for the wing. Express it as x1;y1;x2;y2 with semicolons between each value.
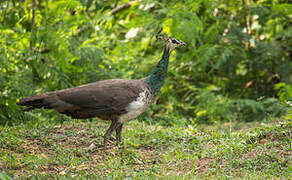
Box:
55;79;146;118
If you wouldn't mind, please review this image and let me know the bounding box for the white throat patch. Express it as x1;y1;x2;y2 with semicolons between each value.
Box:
118;91;149;123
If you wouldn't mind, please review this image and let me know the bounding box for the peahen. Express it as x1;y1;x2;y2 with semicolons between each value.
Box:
17;32;186;151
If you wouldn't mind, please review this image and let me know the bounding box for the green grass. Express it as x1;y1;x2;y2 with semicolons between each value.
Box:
0;117;291;179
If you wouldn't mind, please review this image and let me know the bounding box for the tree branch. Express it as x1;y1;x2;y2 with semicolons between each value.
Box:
110;1;140;15
30;0;36;51
32;48;50;54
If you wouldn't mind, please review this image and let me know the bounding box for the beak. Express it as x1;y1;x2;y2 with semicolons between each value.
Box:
180;41;187;46
176;39;186;46
173;38;187;46
168;37;187;46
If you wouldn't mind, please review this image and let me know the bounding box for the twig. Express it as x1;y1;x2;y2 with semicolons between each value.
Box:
242;0;251;35
110;0;140;15
30;0;36;51
32;48;51;54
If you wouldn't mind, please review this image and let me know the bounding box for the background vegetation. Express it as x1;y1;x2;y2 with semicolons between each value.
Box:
0;0;291;178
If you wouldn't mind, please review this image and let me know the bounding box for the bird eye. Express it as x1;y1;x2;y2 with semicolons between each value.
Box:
172;39;178;44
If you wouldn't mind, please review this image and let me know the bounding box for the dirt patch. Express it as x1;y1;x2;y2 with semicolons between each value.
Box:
193;157;215;174
162;156;216;176
240;148;259;161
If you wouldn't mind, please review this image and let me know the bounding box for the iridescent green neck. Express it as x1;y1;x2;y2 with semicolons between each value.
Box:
145;47;170;97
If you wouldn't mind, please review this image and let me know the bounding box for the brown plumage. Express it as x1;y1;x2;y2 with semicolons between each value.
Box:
18;79;147;119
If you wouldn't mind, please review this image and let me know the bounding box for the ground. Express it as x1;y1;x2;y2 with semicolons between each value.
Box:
0;116;291;179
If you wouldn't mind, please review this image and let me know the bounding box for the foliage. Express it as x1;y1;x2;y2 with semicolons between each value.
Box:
0;117;291;178
275;82;292;120
0;0;291;125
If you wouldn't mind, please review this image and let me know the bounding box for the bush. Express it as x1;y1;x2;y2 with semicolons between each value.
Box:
0;0;291;125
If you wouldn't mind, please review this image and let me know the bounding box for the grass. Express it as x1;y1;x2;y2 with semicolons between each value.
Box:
0;115;291;179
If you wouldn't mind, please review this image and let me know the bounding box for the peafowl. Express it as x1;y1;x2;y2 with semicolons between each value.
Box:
17;32;186;151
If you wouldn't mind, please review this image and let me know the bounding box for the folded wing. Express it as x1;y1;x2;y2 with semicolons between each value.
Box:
17;79;146;119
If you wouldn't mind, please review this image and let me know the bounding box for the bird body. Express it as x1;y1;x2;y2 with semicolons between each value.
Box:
19;79;152;120
17;35;186;150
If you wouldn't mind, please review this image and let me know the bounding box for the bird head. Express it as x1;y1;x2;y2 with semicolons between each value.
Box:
165;37;186;52
156;28;186;53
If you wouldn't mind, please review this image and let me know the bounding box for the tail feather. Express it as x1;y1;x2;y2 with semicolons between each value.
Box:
17;94;52;111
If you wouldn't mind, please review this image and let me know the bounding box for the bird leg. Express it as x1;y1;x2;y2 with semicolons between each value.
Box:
103;120;121;155
115;123;123;145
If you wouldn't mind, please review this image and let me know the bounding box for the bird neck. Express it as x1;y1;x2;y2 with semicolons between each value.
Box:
145;47;171;97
